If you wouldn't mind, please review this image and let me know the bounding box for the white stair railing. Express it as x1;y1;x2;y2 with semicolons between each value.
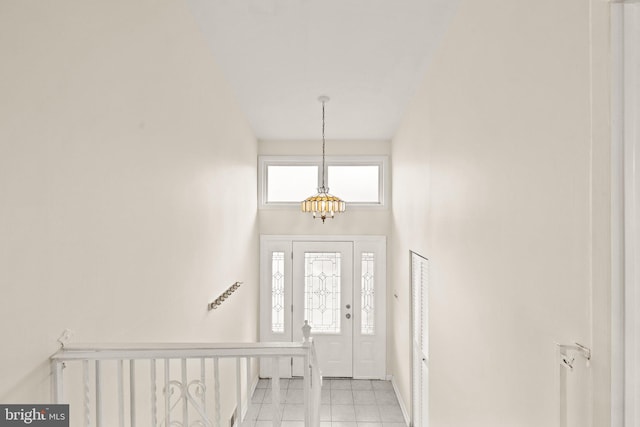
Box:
51;325;321;427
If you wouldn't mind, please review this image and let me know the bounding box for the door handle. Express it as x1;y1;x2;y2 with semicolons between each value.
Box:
346;304;351;309
346;313;351;319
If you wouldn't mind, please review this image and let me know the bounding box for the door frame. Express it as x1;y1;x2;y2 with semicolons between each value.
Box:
259;235;387;379
612;3;640;426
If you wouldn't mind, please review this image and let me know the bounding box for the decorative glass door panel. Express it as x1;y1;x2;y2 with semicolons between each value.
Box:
271;252;286;334
304;252;342;334
361;252;375;335
293;242;353;377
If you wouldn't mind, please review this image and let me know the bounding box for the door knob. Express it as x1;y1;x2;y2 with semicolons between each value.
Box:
346;304;351;309
346;313;351;319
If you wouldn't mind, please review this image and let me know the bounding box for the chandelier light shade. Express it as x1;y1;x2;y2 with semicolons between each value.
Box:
302;193;346;221
301;96;346;223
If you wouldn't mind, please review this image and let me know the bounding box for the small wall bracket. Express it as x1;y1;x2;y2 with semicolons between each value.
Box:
57;329;74;349
557;342;591;370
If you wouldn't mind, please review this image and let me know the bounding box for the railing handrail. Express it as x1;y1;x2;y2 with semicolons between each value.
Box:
52;340;314;361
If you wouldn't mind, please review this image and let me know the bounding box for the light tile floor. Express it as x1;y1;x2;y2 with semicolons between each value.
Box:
242;379;407;427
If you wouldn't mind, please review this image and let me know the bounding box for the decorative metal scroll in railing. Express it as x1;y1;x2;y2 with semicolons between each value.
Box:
51;324;322;427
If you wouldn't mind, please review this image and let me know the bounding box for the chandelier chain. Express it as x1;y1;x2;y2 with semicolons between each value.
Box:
321;100;326;189
300;95;345;223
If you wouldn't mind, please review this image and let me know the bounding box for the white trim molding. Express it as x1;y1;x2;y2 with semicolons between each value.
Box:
612;2;640;426
623;4;640;425
390;375;411;427
611;5;625;427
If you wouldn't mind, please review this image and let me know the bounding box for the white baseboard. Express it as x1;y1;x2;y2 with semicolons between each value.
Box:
389;375;410;427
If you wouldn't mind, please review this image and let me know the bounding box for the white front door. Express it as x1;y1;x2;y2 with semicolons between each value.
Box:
259;235;386;380
292;241;353;377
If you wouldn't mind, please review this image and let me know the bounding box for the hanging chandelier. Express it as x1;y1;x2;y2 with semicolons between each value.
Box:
301;96;346;223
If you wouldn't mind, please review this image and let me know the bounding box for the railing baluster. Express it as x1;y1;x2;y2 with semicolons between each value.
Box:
236;357;242;424
303;354;309;427
214;358;221;427
272;357;281;427
310;343;322;427
245;357;251;415
117;360;124;427
83;359;90;427
95;361;103;427
164;359;170;427
52;361;63;404
130;360;136;427
151;359;158;427
200;358;207;420
182;358;188;427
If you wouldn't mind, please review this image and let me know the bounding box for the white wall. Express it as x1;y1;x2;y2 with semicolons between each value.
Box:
0;0;259;411
390;0;611;425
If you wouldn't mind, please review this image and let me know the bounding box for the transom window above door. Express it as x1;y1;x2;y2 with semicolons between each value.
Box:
258;156;388;208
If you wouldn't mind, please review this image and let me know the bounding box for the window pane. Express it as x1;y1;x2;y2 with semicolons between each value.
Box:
271;252;285;333
361;252;375;335
267;165;318;202
304;252;341;334
328;165;380;203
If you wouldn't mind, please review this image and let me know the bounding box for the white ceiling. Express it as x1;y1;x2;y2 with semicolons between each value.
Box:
187;0;459;140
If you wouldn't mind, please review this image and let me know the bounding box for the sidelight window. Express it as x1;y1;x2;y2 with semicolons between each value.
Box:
271;251;285;333
361;252;375;335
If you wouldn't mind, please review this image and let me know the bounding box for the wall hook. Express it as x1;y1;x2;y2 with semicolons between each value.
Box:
208;282;243;310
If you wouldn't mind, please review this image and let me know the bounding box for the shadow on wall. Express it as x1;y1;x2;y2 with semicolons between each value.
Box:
0;359;52;403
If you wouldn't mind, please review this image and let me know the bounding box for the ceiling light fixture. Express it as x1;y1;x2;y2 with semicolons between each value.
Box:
301;96;346;223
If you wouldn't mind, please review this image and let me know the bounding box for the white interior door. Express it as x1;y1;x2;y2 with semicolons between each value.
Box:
292;241;353;377
411;251;429;427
